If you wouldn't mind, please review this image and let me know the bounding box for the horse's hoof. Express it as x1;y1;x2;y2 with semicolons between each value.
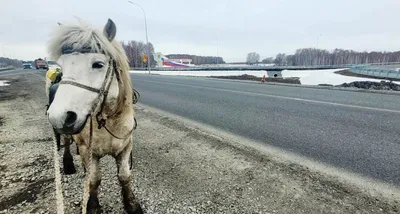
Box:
86;208;102;214
87;195;102;214
63;168;76;175
125;202;143;214
63;165;76;175
63;155;76;175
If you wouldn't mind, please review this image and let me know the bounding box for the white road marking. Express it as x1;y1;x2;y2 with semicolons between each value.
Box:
137;79;400;114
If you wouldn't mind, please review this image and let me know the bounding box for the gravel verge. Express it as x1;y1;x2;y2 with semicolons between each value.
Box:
0;73;399;213
0;74;55;214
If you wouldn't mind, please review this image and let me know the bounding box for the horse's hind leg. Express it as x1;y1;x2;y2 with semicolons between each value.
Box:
53;128;61;151
116;141;143;214
62;135;76;174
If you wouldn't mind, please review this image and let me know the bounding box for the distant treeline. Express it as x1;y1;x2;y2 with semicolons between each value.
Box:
166;54;225;65
121;40;157;68
0;57;22;68
271;48;400;66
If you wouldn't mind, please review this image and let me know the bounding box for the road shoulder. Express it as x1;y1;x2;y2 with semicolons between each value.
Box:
132;104;400;213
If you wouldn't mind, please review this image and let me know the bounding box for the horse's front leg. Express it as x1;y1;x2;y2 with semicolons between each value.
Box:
85;156;102;214
77;143;89;173
116;141;143;214
62;135;76;174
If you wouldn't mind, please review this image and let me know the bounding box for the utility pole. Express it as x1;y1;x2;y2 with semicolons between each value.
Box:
128;1;151;74
216;36;219;65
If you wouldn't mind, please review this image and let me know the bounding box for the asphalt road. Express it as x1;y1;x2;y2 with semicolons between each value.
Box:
130;73;400;186
2;69;400;186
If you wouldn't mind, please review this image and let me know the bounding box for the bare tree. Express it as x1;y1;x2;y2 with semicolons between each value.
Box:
121;40;156;68
274;53;287;66
261;57;274;64
0;57;22;68
246;52;260;65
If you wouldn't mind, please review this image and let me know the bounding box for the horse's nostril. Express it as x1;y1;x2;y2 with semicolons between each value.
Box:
64;111;77;127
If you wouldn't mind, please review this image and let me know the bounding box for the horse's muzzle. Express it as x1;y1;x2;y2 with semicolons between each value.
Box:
53;114;89;135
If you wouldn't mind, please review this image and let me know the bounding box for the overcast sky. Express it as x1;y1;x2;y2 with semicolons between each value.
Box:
0;0;399;62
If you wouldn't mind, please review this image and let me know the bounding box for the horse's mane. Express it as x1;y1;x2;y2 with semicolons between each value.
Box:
47;18;133;112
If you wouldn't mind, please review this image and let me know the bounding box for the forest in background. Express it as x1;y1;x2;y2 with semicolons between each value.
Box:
259;48;400;66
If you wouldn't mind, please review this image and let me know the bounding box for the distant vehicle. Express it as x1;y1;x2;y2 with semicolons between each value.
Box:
47;61;61;70
22;62;32;69
34;58;48;69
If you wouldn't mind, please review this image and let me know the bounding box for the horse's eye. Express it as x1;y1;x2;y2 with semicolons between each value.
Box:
92;62;105;69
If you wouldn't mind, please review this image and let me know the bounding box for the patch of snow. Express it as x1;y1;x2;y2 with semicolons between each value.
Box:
281;69;400;85
0;80;10;86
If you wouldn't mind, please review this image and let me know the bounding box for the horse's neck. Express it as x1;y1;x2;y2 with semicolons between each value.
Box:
103;76;133;124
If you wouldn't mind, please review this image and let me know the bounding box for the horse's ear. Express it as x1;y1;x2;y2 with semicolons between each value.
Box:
57;22;62;26
103;19;116;42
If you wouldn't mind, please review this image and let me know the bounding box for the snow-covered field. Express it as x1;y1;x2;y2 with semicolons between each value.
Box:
130;69;400;85
281;69;400;85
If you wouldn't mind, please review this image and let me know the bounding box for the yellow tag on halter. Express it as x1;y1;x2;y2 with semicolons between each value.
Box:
46;68;60;82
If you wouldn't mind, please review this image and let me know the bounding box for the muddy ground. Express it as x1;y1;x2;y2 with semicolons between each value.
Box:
0;72;400;213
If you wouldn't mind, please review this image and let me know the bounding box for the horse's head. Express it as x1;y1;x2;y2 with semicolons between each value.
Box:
47;18;128;135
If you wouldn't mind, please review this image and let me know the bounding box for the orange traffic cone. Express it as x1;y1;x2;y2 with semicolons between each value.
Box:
261;75;266;83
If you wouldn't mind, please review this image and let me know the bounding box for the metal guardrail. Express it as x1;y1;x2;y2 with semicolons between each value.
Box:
0;66;15;72
350;67;400;80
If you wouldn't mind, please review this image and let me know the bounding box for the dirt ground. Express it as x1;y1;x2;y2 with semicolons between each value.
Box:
0;74;55;214
0;72;400;214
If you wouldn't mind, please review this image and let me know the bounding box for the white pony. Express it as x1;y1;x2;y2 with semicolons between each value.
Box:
46;18;143;214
